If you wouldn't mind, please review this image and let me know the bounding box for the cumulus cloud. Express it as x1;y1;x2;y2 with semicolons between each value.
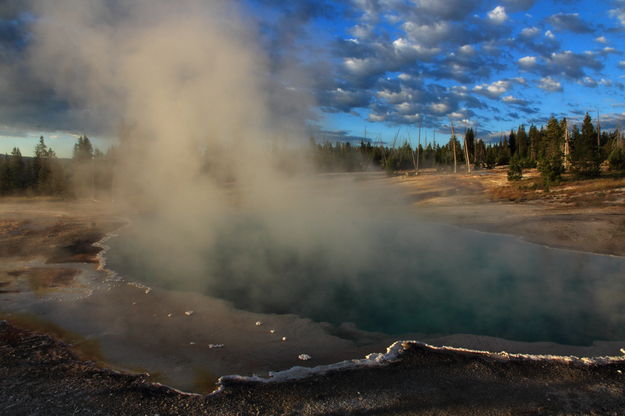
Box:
547;13;593;33
546;50;603;79
0;0;620;142
609;1;625;26
580;76;598;88
598;78;613;87
318;87;372;112
402;20;457;47
502;95;530;105
488;6;508;24
518;56;537;68
538;76;563;91
517;49;605;81
520;26;540;37
473;80;511;98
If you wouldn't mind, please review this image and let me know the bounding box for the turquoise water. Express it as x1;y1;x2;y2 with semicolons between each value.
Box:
106;215;625;346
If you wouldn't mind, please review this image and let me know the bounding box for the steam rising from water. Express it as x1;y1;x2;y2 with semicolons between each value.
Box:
27;0;402;307
26;1;625;348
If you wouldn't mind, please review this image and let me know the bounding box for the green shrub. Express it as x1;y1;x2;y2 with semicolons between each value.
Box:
608;147;625;172
538;155;564;189
507;158;523;181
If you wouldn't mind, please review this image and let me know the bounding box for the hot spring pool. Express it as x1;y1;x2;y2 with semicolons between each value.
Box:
106;214;625;346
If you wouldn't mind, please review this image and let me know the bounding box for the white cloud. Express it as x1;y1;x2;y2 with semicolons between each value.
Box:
538;76;562;92
488;6;508;24
581;76;598;88
518;56;537;67
350;24;374;40
545;30;555;39
595;36;608;44
392;37;441;58
402;21;454;47
502;95;530;105
431;103;450;114
473;80;510;98
377;89;411;104
520;26;540;37
396;102;412;112
368;113;386;122
459;44;475;54
448;111;466;120
609;6;625;27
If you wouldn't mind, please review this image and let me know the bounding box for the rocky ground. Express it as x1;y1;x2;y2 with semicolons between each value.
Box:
2;320;625;415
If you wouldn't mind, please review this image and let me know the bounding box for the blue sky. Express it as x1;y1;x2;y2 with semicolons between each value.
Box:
0;0;624;155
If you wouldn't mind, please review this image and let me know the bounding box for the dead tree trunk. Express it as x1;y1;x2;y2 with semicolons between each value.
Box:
450;120;457;174
597;111;601;151
463;128;471;173
416;118;422;174
564;119;570;170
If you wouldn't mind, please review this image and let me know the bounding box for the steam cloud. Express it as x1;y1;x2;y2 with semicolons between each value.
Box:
25;0;625;347
27;0;396;306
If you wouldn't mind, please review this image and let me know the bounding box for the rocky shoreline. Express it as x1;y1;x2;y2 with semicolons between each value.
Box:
3;320;625;415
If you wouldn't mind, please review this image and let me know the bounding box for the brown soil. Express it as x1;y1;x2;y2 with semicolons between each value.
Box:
390;168;625;258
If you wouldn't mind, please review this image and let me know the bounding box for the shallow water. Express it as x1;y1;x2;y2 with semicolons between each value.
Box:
106;213;625;346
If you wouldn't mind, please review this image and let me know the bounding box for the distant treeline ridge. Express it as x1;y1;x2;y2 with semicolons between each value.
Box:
1;113;623;197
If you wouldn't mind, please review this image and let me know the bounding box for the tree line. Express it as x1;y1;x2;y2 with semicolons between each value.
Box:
0;135;113;197
1;113;623;197
312;113;625;187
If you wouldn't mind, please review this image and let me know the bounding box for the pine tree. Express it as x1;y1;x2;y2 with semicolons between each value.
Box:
8;147;25;191
34;137;50;192
508;156;523;181
464;128;475;163
570;113;601;177
516;125;529;160
538;117;564;188
0;155;9;194
72;135;95;197
528;125;541;161
73;135;94;161
508;130;517;157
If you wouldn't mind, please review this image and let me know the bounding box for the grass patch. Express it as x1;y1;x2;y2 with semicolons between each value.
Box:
490;170;625;204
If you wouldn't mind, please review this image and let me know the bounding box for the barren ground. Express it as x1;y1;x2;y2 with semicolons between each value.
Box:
2;172;625;415
390;167;625;258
